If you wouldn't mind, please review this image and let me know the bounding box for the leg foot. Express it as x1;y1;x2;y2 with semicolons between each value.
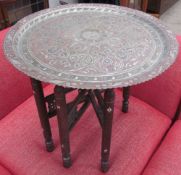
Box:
45;140;55;152
101;160;109;173
63;156;72;168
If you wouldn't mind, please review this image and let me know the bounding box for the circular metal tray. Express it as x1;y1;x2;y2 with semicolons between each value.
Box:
4;4;178;89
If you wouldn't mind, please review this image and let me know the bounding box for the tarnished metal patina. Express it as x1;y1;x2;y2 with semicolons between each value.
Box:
4;4;178;89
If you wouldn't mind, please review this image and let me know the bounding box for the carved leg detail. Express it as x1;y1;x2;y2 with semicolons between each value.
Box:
101;89;115;172
30;78;55;152
122;86;130;113
54;86;72;168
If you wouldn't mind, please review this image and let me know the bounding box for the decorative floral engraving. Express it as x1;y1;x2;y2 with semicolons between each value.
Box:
4;4;178;89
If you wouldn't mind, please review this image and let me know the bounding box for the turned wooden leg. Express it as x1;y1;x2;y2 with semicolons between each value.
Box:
122;86;130;113
30;78;55;152
120;0;130;6
141;0;148;12
54;86;72;168
101;89;115;172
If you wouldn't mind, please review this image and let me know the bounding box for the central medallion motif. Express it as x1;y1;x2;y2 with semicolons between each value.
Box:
81;29;102;41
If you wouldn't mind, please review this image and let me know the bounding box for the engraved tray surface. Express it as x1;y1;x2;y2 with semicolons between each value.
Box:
4;4;178;89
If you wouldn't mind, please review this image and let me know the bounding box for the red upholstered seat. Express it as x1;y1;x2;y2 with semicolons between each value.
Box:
0;86;170;175
143;120;181;175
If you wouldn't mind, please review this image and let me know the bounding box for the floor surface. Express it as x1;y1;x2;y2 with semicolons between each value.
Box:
160;0;181;35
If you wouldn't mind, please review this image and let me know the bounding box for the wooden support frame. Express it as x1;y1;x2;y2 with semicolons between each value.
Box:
54;86;72;168
30;78;55;152
88;90;104;127
53;86;115;172
31;77;117;172
101;89;115;172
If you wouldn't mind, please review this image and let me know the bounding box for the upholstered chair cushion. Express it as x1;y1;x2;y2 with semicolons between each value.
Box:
143;120;181;175
131;36;181;119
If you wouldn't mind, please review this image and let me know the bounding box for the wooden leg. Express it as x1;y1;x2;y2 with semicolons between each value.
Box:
30;78;55;152
101;89;115;172
120;0;130;6
122;86;130;113
141;0;148;12
54;86;72;168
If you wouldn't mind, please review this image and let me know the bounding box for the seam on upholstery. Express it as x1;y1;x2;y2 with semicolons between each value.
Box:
172;98;181;123
0;160;15;175
0;93;33;121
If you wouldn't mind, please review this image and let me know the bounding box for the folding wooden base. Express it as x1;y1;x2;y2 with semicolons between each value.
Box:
30;78;130;172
